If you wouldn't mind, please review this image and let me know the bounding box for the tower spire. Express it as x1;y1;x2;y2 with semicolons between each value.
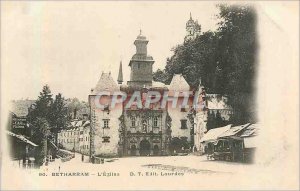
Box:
117;60;123;84
190;12;192;19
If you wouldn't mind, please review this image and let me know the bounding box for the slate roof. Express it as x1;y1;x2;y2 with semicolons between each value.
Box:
92;72;119;94
219;123;251;138
7;131;38;147
152;81;167;88
168;74;190;91
200;124;232;142
240;123;259;137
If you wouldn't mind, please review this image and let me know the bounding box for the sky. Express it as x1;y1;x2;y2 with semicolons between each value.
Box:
2;1;220;102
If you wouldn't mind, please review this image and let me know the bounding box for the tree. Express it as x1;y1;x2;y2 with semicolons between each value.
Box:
28;85;53;123
67;98;84;119
31;117;50;166
28;85;70;160
216;4;257;124
153;4;257;124
49;93;68;145
152;69;169;83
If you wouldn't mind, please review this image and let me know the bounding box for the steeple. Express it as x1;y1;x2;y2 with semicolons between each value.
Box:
185;12;201;42
127;30;154;88
117;61;123;84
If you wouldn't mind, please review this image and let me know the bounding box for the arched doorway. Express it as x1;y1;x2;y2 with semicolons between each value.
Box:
139;140;151;156
130;145;136;156
153;145;159;156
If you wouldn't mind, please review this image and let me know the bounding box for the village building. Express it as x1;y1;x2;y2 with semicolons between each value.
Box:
7;100;37;168
200;123;259;163
57;117;90;155
87;16;233;158
88;30;203;157
193;83;233;153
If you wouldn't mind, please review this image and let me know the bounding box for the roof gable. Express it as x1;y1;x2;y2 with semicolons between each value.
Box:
168;75;190;91
93;72;119;94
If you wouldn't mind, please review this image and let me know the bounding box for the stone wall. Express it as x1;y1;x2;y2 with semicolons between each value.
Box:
167;97;193;142
122;109;169;156
89;95;122;157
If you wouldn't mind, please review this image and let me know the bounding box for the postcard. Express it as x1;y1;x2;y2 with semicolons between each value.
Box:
1;1;299;190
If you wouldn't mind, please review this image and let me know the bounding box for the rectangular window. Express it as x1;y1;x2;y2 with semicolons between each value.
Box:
180;107;187;112
80;131;83;135
153;117;158;128
180;119;188;129
102;136;110;143
103;119;110;128
131;116;136;127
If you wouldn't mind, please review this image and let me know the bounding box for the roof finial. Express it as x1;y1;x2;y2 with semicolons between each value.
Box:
190;12;192;19
117;60;123;84
139;28;142;35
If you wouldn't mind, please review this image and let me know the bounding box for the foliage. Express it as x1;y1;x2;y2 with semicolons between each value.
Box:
31;117;50;166
169;137;190;153
28;85;69;164
49;93;68;144
153;4;257;124
66;98;87;119
28;85;53;122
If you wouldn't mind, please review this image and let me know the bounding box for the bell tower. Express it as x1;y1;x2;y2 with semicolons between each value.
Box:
127;30;154;88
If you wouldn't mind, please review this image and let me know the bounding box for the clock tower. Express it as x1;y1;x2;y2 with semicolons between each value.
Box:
127;30;155;88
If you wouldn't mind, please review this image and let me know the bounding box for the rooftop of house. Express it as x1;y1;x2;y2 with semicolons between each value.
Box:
10;100;35;117
92;72;119;94
168;74;190;91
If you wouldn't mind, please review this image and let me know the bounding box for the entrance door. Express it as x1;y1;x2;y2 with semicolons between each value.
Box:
139;140;151;156
153;145;159;156
130;145;136;156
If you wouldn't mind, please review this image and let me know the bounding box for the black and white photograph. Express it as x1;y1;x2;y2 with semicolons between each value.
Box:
0;1;299;190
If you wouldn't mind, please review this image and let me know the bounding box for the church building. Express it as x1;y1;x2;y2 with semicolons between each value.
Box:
89;31;196;157
88;15;232;157
184;13;201;42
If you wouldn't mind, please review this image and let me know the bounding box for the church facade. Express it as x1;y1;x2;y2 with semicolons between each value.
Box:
89;31;197;157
